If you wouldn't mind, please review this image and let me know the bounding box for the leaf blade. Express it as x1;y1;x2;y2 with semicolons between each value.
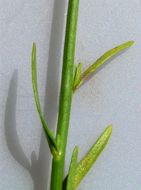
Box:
74;125;112;188
73;63;83;90
31;43;58;155
74;41;134;91
66;146;79;190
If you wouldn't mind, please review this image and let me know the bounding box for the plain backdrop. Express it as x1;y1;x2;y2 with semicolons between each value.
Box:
0;0;140;190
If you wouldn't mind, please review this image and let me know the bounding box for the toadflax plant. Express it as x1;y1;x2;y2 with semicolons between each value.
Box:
31;0;134;190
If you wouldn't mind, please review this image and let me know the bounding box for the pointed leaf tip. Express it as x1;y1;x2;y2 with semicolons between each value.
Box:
32;43;36;56
73;40;135;91
73;146;79;155
66;146;79;190
126;40;135;47
105;124;113;135
74;125;112;188
33;42;36;46
116;40;134;50
73;63;83;91
31;43;58;157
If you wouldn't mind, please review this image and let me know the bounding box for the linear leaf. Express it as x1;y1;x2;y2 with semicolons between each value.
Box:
73;63;83;90
66;146;79;190
74;41;134;91
73;64;77;81
31;43;58;156
74;125;112;188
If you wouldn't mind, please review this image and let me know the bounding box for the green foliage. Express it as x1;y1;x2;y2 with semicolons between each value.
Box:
65;125;112;190
73;63;83;91
31;1;134;190
73;41;134;91
74;125;112;188
31;43;59;157
66;146;79;190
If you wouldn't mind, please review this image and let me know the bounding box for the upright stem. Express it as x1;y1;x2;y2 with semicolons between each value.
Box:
50;0;79;190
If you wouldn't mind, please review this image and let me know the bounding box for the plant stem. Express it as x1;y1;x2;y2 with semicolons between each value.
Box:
50;0;79;190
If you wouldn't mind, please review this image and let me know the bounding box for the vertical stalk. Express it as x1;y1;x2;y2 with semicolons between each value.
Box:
50;0;79;190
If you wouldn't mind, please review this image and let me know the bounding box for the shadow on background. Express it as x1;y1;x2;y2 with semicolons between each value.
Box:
4;71;50;190
5;71;30;171
4;0;67;190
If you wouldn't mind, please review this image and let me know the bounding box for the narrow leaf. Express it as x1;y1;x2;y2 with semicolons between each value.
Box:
73;63;83;91
74;125;112;188
31;43;58;155
67;146;79;190
73;64;77;81
74;41;134;91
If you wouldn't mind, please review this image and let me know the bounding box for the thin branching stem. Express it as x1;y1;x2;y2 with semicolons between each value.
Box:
50;1;79;190
31;1;134;189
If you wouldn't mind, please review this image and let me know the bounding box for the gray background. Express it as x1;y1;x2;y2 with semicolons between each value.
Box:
0;0;140;189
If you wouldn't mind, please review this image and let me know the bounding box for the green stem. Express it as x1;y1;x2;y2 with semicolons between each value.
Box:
50;0;79;190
